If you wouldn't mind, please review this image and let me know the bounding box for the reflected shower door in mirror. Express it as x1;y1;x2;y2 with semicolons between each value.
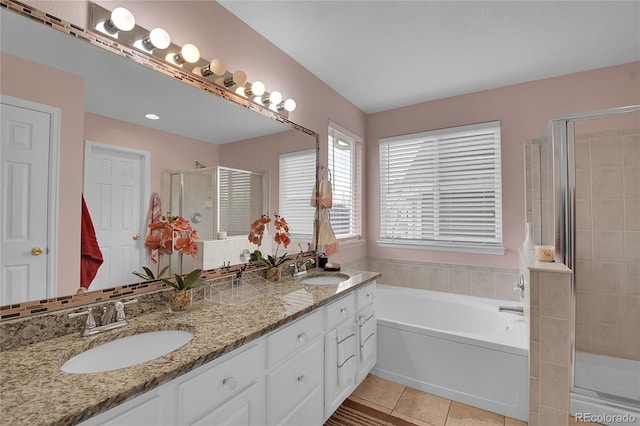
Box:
0;3;317;310
162;166;268;274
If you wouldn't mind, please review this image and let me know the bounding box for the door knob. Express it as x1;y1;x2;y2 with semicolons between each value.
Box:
31;247;44;256
133;234;140;240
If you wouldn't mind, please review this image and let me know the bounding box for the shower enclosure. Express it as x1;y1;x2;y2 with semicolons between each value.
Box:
529;105;639;424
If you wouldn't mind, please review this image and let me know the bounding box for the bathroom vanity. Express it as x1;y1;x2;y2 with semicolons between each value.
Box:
0;270;379;426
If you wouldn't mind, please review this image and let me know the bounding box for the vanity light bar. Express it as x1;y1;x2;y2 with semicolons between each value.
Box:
89;3;296;116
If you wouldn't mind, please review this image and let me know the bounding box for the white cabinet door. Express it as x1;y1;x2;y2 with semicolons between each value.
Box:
175;342;264;425
324;326;357;420
79;390;168;426
267;338;323;425
276;385;324;426
191;380;265;426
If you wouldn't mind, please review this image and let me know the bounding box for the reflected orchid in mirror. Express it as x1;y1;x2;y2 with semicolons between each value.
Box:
248;213;291;268
145;213;199;256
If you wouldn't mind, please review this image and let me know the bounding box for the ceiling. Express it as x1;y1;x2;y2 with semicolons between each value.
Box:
219;1;640;114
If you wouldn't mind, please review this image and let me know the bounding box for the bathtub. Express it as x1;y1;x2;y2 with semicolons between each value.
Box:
371;285;529;421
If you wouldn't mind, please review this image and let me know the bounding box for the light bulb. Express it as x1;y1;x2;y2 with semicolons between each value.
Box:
181;44;200;63
263;90;282;105
106;7;135;33
210;58;227;75
174;44;200;64
224;70;247;88
247;81;266;97
284;98;297;112
148;28;171;49
201;58;227;77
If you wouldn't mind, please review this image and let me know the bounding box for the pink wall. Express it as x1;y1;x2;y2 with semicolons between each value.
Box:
8;1;640;279
1;52;85;296
367;61;640;269
85;113;220;196
219;129;316;216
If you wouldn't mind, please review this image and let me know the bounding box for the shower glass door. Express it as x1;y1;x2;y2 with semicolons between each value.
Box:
571;112;640;408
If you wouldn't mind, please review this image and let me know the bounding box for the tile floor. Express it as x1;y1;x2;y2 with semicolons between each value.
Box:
348;374;603;426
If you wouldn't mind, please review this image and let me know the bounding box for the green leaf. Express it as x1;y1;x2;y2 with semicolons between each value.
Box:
160;278;179;290
157;265;170;278
182;269;204;289
175;274;185;290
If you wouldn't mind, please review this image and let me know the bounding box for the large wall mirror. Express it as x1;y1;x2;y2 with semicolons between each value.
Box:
0;3;317;315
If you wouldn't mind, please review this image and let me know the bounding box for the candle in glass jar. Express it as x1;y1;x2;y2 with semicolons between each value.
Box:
534;245;554;262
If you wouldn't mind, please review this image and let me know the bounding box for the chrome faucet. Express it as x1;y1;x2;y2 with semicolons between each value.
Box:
498;305;524;316
69;298;138;336
291;259;316;277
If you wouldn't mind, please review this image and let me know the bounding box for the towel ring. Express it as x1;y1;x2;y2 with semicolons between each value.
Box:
321;165;332;181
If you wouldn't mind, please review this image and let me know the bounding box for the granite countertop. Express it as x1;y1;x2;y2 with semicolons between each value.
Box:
0;270;380;426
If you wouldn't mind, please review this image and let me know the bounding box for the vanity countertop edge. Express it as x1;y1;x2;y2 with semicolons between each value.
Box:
0;270;380;426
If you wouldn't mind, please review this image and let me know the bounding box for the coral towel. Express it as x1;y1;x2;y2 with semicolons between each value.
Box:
80;195;103;289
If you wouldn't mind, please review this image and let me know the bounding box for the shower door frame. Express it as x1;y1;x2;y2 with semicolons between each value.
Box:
548;105;640;412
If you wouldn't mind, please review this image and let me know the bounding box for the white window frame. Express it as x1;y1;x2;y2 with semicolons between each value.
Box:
328;122;362;241
279;149;316;240
378;121;504;255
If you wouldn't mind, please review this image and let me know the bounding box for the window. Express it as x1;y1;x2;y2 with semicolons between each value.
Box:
279;149;316;240
328;125;362;239
378;121;504;254
218;167;265;236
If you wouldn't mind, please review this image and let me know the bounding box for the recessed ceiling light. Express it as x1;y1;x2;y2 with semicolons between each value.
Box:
145;113;160;120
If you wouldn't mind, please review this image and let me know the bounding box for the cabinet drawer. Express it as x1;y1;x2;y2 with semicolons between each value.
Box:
267;338;323;424
267;309;322;367
356;283;376;310
325;293;356;331
176;341;264;425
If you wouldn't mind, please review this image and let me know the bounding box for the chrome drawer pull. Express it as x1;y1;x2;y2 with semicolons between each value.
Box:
340;307;349;316
222;376;238;391
297;332;309;342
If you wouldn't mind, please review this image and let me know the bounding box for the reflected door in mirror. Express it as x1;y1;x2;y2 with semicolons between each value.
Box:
0;100;53;304
83;141;149;290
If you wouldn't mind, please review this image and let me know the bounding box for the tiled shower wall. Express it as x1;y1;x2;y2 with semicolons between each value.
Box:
524;136;554;246
353;257;520;302
574;128;640;361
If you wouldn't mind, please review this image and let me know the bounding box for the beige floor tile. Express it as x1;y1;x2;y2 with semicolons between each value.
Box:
393;388;451;426
351;374;406;410
505;417;528;426
393;410;440;426
347;395;392;414
444;401;505;426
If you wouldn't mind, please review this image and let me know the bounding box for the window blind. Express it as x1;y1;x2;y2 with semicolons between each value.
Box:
279;149;315;239
218;167;264;236
329;127;362;239
379;121;503;253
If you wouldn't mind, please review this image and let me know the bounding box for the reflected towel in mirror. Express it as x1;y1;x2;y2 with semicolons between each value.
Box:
146;192;162;263
80;195;103;289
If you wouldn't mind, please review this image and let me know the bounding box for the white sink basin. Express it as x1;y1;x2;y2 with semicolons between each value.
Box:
61;330;193;374
302;274;349;285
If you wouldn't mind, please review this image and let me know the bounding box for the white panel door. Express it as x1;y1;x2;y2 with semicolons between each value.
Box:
83;141;148;290
0;102;51;304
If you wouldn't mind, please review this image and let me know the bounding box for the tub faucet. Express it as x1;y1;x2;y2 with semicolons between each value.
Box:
498;305;523;316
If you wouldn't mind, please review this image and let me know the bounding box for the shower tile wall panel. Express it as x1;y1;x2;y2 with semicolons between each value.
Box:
364;257;520;302
574;128;640;362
